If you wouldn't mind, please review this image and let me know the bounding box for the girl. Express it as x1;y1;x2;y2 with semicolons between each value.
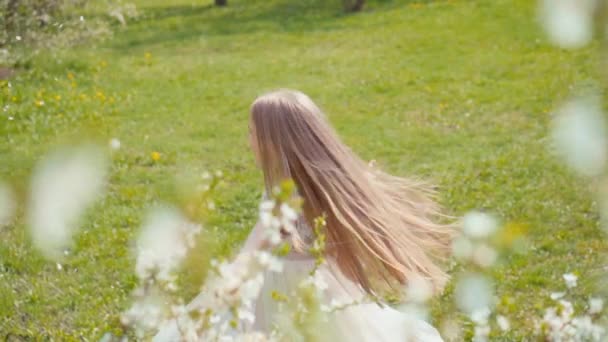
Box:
244;89;452;341
155;89;452;341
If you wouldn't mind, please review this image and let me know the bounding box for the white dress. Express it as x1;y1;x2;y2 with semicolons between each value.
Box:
254;254;444;342
154;219;444;341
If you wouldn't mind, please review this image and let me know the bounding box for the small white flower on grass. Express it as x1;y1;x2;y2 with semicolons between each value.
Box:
109;138;121;150
539;0;595;49
455;273;494;315
551;96;607;177
563;273;578;288
28;145;108;260
462;211;498;239
550;292;566;300
0;182;15;227
56;263;63;271
589;298;603;314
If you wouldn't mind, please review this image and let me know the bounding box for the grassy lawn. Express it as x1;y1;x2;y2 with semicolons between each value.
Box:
1;0;606;339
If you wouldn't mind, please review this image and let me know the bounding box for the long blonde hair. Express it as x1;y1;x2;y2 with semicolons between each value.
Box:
250;89;454;296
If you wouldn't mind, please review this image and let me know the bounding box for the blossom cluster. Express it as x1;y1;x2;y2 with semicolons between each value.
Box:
537;273;605;341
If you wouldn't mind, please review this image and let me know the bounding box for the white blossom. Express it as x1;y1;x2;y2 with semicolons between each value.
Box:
471;307;491;342
304;271;328;291
455;273;494;315
405;274;433;303
539;0;596;49
462;211;499;239
496;315;510;331
589;298;603;314
451;236;474;260
280;203;298;221
27;145;108;260
472;243;498;268
122;295;165;337
135;206;201;283
237;307;255;324
551;96;607;176
259;199;275;212
256;251;283;273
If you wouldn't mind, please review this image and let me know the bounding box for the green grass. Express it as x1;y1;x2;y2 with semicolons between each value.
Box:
1;0;607;339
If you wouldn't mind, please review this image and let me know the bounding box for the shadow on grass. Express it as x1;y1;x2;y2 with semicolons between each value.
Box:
111;0;434;51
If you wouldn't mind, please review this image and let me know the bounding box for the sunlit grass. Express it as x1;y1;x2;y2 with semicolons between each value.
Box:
0;0;606;339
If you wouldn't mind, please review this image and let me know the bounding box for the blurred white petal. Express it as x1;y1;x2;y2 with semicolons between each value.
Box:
0;182;15;226
472;243;498;268
589;297;604;314
452;236;474;260
470;307;491;324
27;145;108;260
462;211;498;239
551;97;607;176
455;273;494;315
135;206;201;282
399;302;430;323
496;315;510;331
441;319;462;341
406;274;433;303
539;0;596;49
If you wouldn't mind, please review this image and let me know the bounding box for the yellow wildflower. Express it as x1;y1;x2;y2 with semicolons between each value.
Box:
35;99;45;107
67;72;74;80
55;95;61;101
100;61;107;68
151;151;161;162
95;91;106;101
144;52;152;59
